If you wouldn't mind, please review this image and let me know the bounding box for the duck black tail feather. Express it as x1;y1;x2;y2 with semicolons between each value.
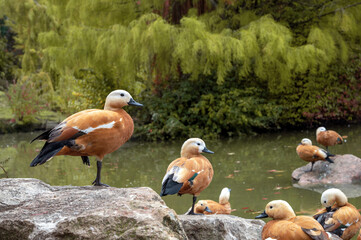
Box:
30;141;65;167
160;173;183;197
31;129;52;143
326;151;335;163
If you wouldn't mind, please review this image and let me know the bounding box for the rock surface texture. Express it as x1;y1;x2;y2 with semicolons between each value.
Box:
0;178;187;240
179;215;264;240
292;154;361;197
292;154;361;185
0;178;265;240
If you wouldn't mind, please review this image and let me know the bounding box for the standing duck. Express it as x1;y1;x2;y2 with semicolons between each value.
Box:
194;187;232;215
256;200;331;240
30;90;143;186
160;138;214;215
314;188;361;240
296;138;334;172
316;127;346;151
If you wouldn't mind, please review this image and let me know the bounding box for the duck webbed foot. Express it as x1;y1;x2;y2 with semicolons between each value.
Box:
92;179;110;187
92;160;109;187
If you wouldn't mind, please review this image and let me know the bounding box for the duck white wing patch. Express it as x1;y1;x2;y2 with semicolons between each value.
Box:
318;149;327;158
73;121;116;134
162;166;188;184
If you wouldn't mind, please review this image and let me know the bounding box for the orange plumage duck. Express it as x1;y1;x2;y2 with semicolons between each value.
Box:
314;188;361;240
160;138;214;215
316;127;347;151
256;200;332;240
30;90;143;186
194;187;232;215
296;138;334;172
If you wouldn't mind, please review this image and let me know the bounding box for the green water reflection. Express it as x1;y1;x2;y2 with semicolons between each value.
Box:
1;125;361;224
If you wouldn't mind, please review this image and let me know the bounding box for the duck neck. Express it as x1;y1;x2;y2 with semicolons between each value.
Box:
181;151;200;159
335;193;348;207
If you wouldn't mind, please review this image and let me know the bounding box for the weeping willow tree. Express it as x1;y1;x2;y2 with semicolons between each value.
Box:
1;0;361;138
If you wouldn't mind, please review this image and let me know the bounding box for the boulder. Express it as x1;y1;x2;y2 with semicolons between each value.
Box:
0;178;187;240
292;154;361;197
179;215;264;240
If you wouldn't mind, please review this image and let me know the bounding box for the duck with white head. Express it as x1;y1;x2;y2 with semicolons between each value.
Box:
314;188;361;240
194;187;232;215
160;138;214;215
30;90;143;187
256;200;334;240
296;138;334;172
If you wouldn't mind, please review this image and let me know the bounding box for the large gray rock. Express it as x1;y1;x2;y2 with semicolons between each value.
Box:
0;178;187;240
292;154;361;197
179;215;264;240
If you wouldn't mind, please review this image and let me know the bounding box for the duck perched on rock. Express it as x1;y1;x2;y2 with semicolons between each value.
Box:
160;138;214;215
296;138;334;172
194;187;232;215
256;200;332;240
30;90;143;186
316;127;347;151
314;188;361;240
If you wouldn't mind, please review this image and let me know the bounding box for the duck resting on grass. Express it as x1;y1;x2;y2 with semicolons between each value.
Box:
256;200;334;240
30;90;143;187
160;138;214;215
296;138;334;172
316;127;347;151
194;187;232;215
314;188;361;240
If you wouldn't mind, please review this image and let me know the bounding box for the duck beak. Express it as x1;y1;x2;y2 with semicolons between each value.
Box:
255;211;268;219
298;143;302;145
326;206;332;212
204;206;212;213
202;147;214;154
128;98;143;107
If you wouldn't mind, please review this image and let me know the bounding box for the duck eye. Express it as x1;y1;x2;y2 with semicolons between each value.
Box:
324;201;326;203
120;93;125;97
197;143;200;146
270;206;273;209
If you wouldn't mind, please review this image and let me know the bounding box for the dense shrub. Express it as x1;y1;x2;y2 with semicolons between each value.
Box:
1;0;361;139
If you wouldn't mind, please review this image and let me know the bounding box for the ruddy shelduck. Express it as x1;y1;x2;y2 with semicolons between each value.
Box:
194;187;232;215
256;200;331;240
314;188;361;240
30;90;143;186
316;127;347;151
160;138;214;215
296;138;334;172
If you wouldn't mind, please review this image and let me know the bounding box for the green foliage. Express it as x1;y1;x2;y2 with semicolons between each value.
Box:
1;0;361;138
134;75;282;140
0;38;16;89
6;77;46;124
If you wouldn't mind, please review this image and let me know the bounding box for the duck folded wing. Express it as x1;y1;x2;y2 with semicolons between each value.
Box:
301;227;331;240
314;210;349;237
314;148;328;159
30;110;125;167
161;164;190;196
160;158;204;196
333;204;361;227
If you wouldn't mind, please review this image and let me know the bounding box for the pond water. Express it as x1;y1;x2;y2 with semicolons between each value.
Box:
1;125;361;225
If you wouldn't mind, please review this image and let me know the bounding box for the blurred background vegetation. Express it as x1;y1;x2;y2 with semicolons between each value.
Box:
0;0;360;140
